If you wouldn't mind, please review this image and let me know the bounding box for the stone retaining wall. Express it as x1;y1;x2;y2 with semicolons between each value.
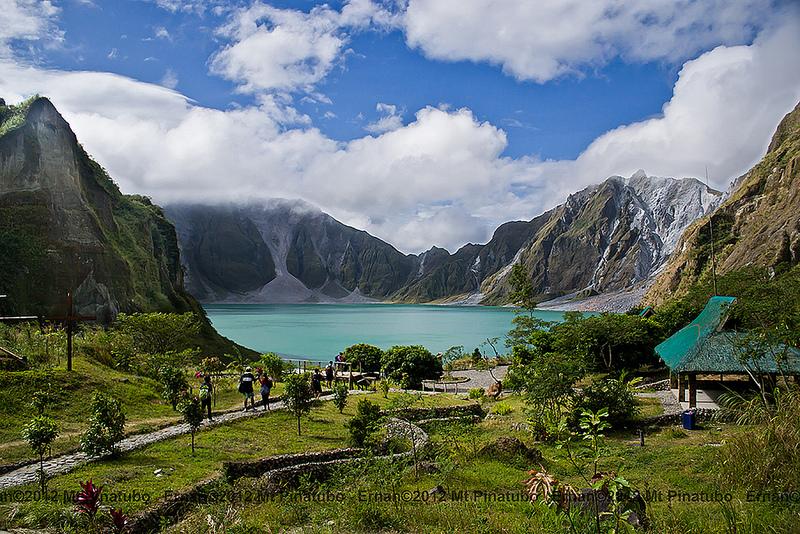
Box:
383;403;484;422
223;448;363;481
127;417;429;533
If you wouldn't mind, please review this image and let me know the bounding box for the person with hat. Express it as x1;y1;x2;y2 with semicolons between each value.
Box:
238;366;256;411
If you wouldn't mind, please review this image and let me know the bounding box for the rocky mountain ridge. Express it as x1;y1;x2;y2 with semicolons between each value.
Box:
167;171;719;306
645;101;800;304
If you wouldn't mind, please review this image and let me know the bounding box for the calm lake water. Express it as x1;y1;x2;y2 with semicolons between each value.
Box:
204;303;570;362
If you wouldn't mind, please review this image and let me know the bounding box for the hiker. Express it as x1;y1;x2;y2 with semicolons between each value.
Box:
258;369;273;411
238;366;256;411
325;361;334;389
311;369;323;398
199;374;213;421
335;352;343;363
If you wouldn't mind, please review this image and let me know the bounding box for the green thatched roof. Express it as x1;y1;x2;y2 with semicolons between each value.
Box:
656;296;800;374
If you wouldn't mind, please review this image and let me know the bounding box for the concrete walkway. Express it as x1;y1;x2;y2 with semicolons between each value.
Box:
637;390;683;416
0;390;370;490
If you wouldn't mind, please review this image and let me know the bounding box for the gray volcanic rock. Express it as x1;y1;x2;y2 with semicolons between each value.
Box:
166;201;419;303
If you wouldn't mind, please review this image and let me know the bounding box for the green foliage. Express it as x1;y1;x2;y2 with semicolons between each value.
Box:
490;401;513;415
22;414;59;459
378;378;390;399
508;263;536;310
179;396;205;454
0;323;65;368
158;365;188;410
571;377;640;429
332;381;349;413
80;393;126;457
30;389;53;415
468;387;485;400
22;414;58;493
200;356;225;374
342;343;383;372
345;399;382;447
259;352;289;381
283;373;315;436
0;95;38;137
113;312;200;356
381;345;442;389
716;388;800;491
441;345;464;374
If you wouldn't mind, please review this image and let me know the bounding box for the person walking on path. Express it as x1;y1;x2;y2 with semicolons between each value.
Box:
311;369;323;399
199;374;214;420
325;361;334;389
239;366;256;411
258;369;273;411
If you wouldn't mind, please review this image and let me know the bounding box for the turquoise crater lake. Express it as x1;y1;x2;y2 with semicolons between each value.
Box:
204;303;570;362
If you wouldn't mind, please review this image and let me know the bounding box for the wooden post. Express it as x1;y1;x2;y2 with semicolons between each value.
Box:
688;373;697;408
670;373;677;389
677;374;685;402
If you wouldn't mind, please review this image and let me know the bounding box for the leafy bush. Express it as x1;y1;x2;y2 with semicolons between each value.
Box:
332;381;349;413
80;393;126;457
343;343;383;372
158;365;189;410
468;388;485;400
346;399;383;447
111;313;200;367
381;345;442;390
259;352;289;381
571;377;639;429
491;401;513;415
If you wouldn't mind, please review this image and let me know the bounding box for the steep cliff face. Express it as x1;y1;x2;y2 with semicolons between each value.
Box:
645;101;800;305
166;201;419;303
0;97;198;320
404;171;719;305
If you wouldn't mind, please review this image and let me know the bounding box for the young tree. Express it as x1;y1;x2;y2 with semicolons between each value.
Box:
342;343;383;372
345;399;383;447
23;415;58;493
80;393;126;457
284;373;314;436
332;381;349;413
113;312;200;355
180;396;205;454
158;365;188;410
259;352;287;382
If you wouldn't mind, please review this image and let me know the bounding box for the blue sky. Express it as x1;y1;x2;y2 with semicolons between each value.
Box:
47;0;677;160
1;0;799;252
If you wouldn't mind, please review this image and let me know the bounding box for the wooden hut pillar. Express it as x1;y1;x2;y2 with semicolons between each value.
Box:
688;373;697;408
670;372;678;389
677;373;685;403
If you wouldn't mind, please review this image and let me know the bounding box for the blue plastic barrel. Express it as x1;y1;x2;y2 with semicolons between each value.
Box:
681;410;695;430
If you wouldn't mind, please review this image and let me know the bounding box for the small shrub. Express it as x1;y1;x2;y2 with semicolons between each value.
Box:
22;415;58;493
158;365;189;410
571;377;639;428
333;381;349;413
179;395;205;454
381;345;442;390
378;379;390;399
75;479;103;518
346;399;383;447
343;343;383;372
491;401;513;416
468;387;485;400
284;373;315;436
80;393;126;457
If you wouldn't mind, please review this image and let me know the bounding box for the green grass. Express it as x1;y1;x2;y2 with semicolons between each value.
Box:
0;392;470;530
166;394;797;534
0;355;283;465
